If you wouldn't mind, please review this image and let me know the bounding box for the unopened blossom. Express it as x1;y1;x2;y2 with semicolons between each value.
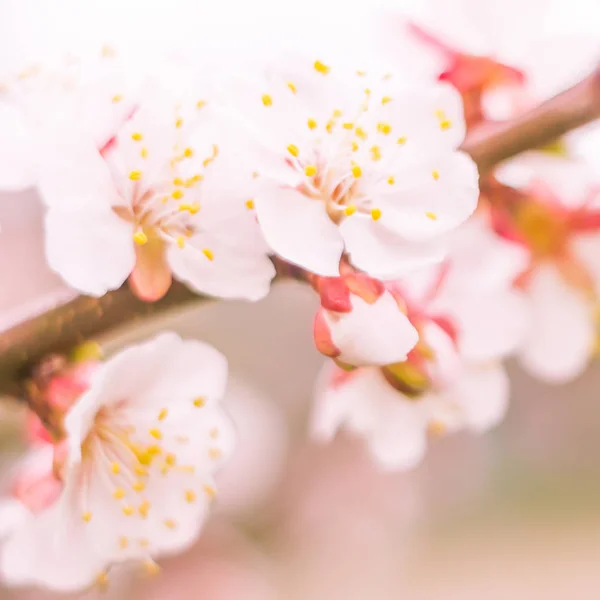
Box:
490;160;600;382
312;217;527;469
313;261;418;367
233;57;478;278
40;79;275;301
1;333;234;591
381;0;600;126
0;45;140;190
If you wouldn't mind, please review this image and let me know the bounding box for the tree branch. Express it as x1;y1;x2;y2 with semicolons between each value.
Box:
1;66;600;396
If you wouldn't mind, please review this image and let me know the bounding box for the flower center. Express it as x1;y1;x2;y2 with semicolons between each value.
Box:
514;201;568;259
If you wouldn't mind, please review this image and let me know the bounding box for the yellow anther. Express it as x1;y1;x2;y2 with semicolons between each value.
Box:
179;202;200;214
149;428;162;440
175;117;183;128
314;60;330;74
305;165;317;176
425;211;438;220
370;145;382;161
209;448;222;460
113;487;125;500
355;127;367;140
112;94;123;103
82;512;92;522
325;120;335;134
176;235;185;249
371;208;382;221
172;189;184;200
193;397;205;407
133;230;148;246
101;44;116;57
185;490;196;503
210;428;219;439
351;141;359;152
180;465;195;473
387;176;395;185
139;501;150;518
143;560;160;576
139;539;150;549
119;536;129;549
129;170;142;181
397;136;407;145
122;505;134;516
383;72;393;80
245;199;255;209
307;118;318;130
132;480;145;493
111;462;120;474
428;420;446;436
165;453;177;466
131;132;143;141
202;248;214;261
287;144;299;157
140;147;148;158
381;96;392;105
287;81;297;93
342;122;354;130
164;519;177;529
261;93;273;106
158;408;168;421
356;70;367;76
332;109;343;118
196;99;207;109
173;177;184;186
351;165;362;178
432;170;440;181
364;87;371;95
439;119;452;130
148;445;162;456
184;147;194;158
203;484;217;499
96;572;109;589
377;122;392;135
134;465;148;477
192;174;203;182
344;204;357;216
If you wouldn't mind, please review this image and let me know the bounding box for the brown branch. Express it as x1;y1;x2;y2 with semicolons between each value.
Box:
1;67;600;397
462;65;600;175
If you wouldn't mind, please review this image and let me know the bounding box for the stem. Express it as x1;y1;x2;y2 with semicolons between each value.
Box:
462;65;600;175
1;67;600;396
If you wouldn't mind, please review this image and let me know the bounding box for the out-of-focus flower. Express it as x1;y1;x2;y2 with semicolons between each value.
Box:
0;46;141;190
490;161;600;383
313;261;419;367
0;332;235;592
381;0;600;126
234;57;478;278
39;73;275;301
312;217;527;469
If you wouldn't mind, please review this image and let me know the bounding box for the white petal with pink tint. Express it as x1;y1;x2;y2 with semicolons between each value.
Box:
571;232;600;296
255;186;344;276
519;265;596;383
0;103;36;190
324;291;419;366
313;366;428;471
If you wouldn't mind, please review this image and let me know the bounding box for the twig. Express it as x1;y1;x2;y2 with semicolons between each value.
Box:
1;67;600;396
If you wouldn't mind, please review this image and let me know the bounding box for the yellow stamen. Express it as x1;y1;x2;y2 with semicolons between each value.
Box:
144;560;160;576
210;428;219;439
425;211;438;220
314;60;330;74
371;208;382;221
381;96;392;105
131;132;143;141
96;572;109;588
387;176;395;185
134;465;148;477
202;248;214;261
113;488;125;500
261;93;273;106
370;145;382;161
140;147;148;158
344;204;357;216
132;480;145;493
111;461;120;474
203;484;217;499
356;70;366;76
355;127;367;140
165;453;177;467
133;230;148;246
287;81;297;93
129;170;142;181
175;117;183;128
351;141;359;152
158;408;168;421
164;519;177;529
173;177;184;186
432;170;440;181
351;165;362;178
149;428;162;440
82;512;92;522
176;235;185;249
172;189;184;200
397;136;407;145
193;397;205;407
245;199;255;209
307;118;317;130
111;94;123;103
196;100;207;109
377;122;392;135
209;448;222;460
185;490;196;503
139;501;150;518
119;537;129;549
184;147;194;158
287;144;299;157
342;122;354;130
332;109;343;118
305;165;317;176
439;119;452;130
122;505;134;516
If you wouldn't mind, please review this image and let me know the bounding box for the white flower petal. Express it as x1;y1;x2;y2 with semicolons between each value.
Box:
571;232;600;296
255;186;343;276
340;216;446;279
519;266;596;383
325;291;419;366
0;499;30;541
44;207;135;297
0;102;36;190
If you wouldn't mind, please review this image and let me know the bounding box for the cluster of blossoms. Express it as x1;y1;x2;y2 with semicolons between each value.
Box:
0;0;599;589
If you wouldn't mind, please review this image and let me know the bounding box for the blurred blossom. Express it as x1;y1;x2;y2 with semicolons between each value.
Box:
231;56;478;278
1;333;234;592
